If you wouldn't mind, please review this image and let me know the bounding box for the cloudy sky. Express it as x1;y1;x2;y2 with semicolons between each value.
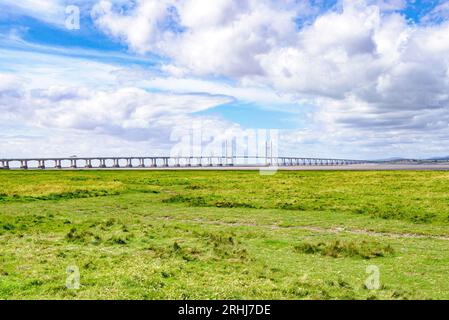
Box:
1;0;449;159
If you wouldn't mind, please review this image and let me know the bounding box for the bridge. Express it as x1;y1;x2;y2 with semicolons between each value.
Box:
0;156;371;170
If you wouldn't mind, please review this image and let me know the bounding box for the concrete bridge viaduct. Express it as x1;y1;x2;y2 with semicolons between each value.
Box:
0;156;370;170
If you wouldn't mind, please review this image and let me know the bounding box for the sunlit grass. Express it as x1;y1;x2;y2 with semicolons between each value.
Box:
0;170;448;299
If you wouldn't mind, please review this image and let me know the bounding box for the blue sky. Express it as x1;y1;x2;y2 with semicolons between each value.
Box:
1;0;449;159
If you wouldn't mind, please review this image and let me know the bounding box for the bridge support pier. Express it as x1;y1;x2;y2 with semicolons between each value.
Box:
139;158;145;168
55;160;62;169
38;160;45;169
99;159;106;168
150;158;157;167
85;159;92;168
126;158;133;168
113;159;120;168
1;160;9;170
20;160;28;170
70;159;77;169
163;158;169;167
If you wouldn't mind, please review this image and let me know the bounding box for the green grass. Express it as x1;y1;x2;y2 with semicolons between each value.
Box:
0;170;448;299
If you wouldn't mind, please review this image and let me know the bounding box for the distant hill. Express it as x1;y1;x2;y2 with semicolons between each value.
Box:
374;156;449;162
374;157;407;162
428;156;449;160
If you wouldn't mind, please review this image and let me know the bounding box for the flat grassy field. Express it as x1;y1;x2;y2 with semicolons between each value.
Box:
0;170;448;299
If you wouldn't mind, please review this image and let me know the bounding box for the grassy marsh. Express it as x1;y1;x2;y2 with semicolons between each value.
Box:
0;170;448;299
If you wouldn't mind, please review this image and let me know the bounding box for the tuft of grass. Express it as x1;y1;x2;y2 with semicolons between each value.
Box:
197;231;250;262
108;236;127;245
277;200;305;210
35;190;119;201
0;190;120;203
2;223;15;231
162;195;208;206
65;227;101;245
294;239;395;259
163;195;256;209
213;201;257;209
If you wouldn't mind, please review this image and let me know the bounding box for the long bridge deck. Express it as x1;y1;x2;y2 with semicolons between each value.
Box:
0;156;370;170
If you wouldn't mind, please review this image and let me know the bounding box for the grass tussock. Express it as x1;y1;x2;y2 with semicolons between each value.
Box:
0;189;120;203
163;195;257;209
162;195;208;206
146;231;250;263
294;239;395;259
65;227;101;245
198;231;250;262
146;242;203;262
